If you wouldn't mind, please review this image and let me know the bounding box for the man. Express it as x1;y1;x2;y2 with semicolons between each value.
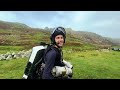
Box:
42;27;72;79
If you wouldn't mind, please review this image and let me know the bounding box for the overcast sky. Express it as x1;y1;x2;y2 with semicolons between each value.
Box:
0;11;120;38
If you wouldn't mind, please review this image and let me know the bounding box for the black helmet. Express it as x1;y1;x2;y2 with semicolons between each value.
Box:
50;27;66;44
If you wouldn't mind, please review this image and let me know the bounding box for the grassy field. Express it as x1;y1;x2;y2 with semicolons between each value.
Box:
0;46;24;54
0;58;28;79
0;46;120;79
64;50;120;79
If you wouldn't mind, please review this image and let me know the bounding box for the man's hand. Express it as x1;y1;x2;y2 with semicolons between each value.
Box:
63;60;73;69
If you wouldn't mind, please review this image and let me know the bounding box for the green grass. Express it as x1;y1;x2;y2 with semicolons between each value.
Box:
0;58;28;79
63;50;120;79
0;46;120;79
0;46;24;54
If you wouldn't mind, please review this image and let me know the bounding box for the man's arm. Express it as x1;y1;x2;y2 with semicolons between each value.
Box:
42;50;56;79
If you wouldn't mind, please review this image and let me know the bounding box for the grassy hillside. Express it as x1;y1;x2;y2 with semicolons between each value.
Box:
0;28;50;49
0;20;30;29
0;20;119;50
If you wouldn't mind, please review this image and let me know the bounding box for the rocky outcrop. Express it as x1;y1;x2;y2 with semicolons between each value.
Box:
0;49;32;60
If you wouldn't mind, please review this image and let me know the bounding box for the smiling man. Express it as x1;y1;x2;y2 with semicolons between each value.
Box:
42;27;72;79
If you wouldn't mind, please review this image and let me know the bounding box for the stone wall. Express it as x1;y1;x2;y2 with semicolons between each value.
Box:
0;49;32;60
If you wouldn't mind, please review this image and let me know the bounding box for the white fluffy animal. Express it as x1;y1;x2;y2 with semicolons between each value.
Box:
51;60;73;78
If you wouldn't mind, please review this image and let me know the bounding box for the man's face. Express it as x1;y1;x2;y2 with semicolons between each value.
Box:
55;35;64;47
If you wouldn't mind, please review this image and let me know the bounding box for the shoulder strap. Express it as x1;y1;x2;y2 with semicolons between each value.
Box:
42;45;52;63
43;45;60;63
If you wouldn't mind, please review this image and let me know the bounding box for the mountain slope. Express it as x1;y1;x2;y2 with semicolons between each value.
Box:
0;20;30;29
0;20;119;50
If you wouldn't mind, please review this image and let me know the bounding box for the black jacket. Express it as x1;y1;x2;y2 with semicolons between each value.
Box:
42;45;65;79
